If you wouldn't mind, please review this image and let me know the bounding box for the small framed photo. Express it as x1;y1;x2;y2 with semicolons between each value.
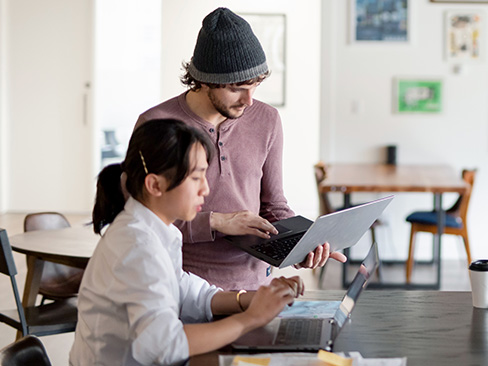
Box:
445;11;484;62
393;78;443;113
350;0;410;43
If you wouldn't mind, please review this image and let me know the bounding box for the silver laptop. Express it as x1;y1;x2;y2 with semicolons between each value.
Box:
231;241;380;352
224;195;393;268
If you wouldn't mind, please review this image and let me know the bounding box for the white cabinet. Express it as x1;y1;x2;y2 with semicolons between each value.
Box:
6;0;95;212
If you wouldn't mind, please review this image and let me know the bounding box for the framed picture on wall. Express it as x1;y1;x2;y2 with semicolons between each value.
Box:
239;13;286;107
445;10;484;62
393;78;443;113
350;0;410;43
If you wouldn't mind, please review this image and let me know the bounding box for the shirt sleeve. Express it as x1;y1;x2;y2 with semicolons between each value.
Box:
179;270;221;323
111;239;190;365
259;112;295;222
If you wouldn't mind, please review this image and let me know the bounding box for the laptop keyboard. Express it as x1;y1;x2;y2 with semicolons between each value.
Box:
275;318;323;345
251;233;304;261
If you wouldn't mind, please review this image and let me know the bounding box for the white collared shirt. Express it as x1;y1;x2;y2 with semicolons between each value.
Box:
70;197;220;366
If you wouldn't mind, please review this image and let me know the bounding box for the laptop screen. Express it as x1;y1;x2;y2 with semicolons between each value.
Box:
335;242;379;327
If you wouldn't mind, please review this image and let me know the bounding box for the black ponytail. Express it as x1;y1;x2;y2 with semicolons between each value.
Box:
92;164;125;234
92;119;214;234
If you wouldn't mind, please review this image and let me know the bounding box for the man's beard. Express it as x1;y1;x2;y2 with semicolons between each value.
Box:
207;89;245;119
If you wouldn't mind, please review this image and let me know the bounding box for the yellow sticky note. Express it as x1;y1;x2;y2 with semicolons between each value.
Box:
231;355;271;366
317;350;353;366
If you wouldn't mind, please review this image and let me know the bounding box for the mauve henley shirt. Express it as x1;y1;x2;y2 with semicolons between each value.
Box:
135;92;294;290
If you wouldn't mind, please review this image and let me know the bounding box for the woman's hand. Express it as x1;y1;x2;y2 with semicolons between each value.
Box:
244;276;304;328
185;276;303;356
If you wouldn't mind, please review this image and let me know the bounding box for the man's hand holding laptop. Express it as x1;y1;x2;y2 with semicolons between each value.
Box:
294;242;347;270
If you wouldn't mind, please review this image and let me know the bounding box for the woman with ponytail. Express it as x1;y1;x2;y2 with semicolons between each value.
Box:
70;119;304;366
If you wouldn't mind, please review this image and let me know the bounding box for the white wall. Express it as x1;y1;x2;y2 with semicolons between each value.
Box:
159;0;322;220
95;0;162;161
0;0;6;213
322;1;488;261
3;0;162;213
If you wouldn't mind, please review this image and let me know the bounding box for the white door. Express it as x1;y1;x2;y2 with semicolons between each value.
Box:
6;0;94;212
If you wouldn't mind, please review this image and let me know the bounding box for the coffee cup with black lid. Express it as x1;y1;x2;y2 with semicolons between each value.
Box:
469;260;488;308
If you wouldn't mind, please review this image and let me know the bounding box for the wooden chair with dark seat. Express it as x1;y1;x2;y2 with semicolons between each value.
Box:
314;162;384;284
405;169;476;283
0;228;78;340
24;212;84;305
0;335;52;366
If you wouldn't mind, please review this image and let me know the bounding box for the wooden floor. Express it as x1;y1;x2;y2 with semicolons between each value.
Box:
0;212;471;364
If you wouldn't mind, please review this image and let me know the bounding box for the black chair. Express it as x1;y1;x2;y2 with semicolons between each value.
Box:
0;335;52;366
0;228;78;339
24;212;84;305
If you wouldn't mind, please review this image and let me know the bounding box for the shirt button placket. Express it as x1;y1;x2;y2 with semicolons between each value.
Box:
218;132;227;177
208;127;216;143
220;142;226;176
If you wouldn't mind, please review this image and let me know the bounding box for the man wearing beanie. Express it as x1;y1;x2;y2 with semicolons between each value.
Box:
135;8;345;290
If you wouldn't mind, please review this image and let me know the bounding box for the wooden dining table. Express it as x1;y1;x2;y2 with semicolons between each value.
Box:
317;163;468;289
9;226;99;307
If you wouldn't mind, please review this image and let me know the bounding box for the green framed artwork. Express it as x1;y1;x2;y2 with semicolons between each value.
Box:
394;78;443;113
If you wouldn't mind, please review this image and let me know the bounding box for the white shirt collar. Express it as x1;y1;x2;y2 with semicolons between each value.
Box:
124;196;182;244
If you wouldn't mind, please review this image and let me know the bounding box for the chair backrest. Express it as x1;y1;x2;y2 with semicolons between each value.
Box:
23;212;83;298
459;169;476;222
446;169;476;222
314;161;335;215
0;336;52;366
447;169;476;222
24;212;70;232
0;229;17;277
0;229;28;335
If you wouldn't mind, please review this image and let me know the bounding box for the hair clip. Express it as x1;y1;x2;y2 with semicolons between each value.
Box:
139;150;149;175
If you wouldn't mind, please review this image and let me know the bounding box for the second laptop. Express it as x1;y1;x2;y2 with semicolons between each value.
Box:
224;195;393;268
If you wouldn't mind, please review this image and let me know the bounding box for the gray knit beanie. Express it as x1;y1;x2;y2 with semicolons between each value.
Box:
188;8;268;84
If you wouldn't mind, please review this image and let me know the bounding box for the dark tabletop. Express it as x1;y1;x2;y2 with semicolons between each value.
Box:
191;290;487;366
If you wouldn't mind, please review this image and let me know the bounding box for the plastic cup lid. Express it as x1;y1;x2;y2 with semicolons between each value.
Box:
469;259;488;271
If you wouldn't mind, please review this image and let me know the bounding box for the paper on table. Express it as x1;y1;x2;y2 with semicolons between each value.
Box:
317;350;352;366
219;353;324;366
219;352;407;366
343;352;407;366
278;300;341;319
231;356;270;366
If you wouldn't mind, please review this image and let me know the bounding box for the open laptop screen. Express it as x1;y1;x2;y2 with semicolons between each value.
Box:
335;242;379;328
